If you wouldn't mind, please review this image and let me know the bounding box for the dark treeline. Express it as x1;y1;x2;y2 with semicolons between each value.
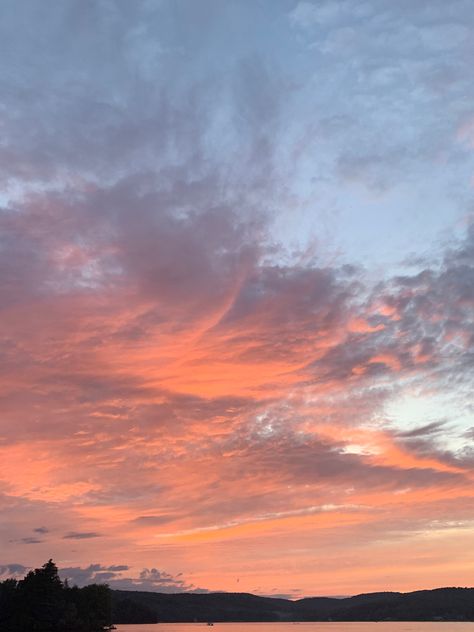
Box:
111;587;474;623
0;560;112;632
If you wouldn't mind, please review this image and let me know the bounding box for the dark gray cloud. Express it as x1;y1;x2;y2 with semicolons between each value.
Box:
464;427;474;440
107;565;129;572
132;515;178;526
63;532;102;540
396;421;447;438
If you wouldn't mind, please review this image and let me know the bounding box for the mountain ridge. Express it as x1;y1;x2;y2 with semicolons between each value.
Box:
111;586;474;623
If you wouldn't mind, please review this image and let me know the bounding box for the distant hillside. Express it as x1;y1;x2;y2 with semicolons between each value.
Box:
111;587;474;623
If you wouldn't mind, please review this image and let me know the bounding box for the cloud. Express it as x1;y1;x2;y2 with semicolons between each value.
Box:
63;532;102;540
0;564;28;578
58;563;198;592
396;421;447;439
0;0;473;598
132;515;178;526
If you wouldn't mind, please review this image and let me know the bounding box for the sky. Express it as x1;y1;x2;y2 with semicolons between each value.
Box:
0;0;473;599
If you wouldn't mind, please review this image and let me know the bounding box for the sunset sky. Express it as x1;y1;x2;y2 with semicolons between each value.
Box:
1;0;473;598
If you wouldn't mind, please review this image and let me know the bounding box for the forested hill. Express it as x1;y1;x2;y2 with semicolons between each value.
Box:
111;587;474;623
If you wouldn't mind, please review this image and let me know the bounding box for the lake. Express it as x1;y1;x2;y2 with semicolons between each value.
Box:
117;623;474;632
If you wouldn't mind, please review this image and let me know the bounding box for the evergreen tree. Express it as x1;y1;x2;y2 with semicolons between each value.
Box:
0;560;112;632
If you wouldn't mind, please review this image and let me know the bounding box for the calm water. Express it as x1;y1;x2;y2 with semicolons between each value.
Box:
117;624;474;632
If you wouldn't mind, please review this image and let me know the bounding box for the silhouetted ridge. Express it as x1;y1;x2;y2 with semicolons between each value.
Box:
110;586;474;623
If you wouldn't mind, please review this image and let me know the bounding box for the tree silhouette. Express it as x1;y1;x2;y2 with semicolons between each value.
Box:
0;560;112;632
